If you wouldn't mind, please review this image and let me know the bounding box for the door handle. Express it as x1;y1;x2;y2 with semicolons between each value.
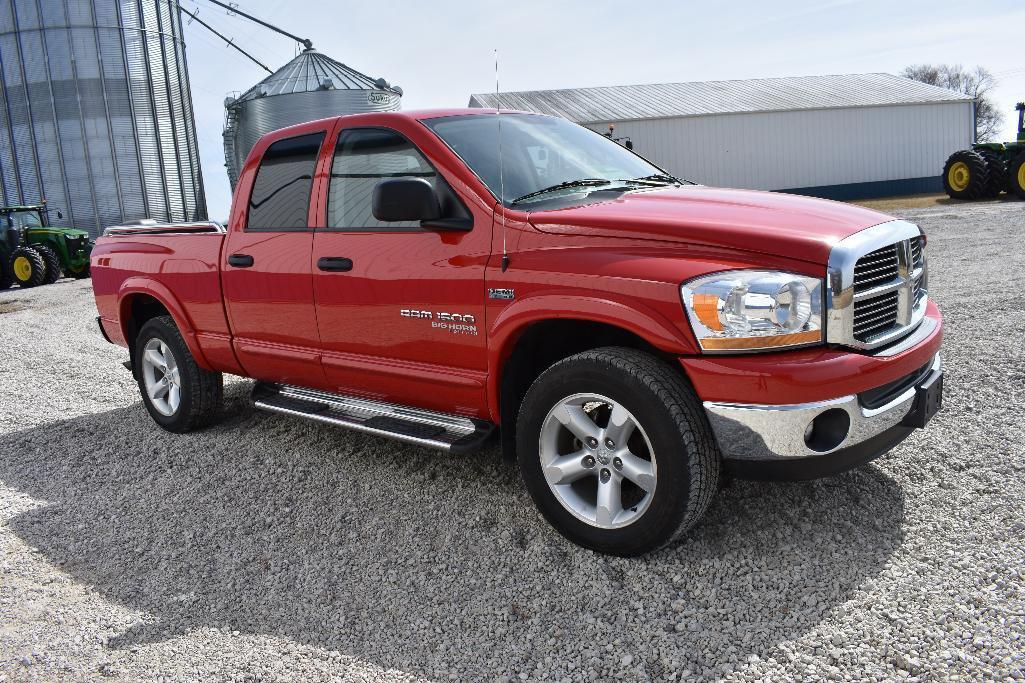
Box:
317;256;353;272
228;253;254;268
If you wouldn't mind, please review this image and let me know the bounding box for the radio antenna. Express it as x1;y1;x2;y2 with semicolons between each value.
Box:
496;49;510;272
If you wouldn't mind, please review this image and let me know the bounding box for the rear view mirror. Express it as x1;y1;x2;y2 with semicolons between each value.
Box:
372;178;441;223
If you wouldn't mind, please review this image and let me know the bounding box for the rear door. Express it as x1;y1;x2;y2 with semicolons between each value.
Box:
311;125;492;416
222;130;330;387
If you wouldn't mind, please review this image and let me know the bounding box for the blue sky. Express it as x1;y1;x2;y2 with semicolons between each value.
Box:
181;0;1024;219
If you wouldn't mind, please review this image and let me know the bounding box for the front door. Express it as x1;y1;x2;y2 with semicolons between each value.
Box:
222;130;329;388
311;126;492;417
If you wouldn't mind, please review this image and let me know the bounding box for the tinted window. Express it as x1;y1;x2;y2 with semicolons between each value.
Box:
328;128;437;230
247;132;324;230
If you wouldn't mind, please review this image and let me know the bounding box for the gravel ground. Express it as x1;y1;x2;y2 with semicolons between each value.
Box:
1;201;1023;682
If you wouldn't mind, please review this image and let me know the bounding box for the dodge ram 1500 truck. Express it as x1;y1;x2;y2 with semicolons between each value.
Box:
92;109;943;556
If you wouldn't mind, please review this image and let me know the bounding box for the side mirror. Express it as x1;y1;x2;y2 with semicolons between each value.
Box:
372;177;441;223
56;210;63;219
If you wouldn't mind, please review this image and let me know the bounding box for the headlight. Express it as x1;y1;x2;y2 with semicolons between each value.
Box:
681;270;823;352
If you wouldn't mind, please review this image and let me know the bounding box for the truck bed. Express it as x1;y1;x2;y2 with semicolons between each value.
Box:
91;221;235;371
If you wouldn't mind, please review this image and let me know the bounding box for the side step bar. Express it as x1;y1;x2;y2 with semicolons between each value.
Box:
251;382;496;454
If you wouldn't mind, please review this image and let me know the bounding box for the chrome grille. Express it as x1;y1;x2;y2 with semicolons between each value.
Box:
853;244;899;292
853;290;899;340
826;220;929;350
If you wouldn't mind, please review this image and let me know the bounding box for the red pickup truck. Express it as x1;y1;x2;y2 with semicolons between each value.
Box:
92;109;943;556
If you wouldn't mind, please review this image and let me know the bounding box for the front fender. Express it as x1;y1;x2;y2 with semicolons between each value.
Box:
117;277;213;370
485;293;698;420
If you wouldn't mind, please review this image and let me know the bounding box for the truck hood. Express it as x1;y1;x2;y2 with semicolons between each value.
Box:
527;186;895;265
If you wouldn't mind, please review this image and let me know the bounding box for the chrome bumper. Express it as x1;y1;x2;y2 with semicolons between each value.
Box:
704;354;941;461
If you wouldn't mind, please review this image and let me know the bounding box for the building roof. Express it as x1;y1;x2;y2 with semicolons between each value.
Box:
468;73;972;123
229;48;399;106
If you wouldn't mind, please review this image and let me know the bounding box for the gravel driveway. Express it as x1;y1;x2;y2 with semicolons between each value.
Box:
1;200;1023;682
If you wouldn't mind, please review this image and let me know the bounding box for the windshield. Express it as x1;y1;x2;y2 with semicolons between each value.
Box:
8;210;43;230
424;113;679;206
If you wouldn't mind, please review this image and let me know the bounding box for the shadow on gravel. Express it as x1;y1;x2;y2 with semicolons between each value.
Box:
0;382;906;679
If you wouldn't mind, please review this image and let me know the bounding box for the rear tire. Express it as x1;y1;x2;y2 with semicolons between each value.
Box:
11;247;46;288
516;347;720;556
134;315;223;433
34;244;62;284
0;255;12;290
1009;152;1025;200
942;149;990;200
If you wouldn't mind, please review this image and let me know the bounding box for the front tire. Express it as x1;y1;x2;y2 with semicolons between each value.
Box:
516;347;720;556
66;262;90;279
942;149;990;200
134;315;223;433
976;148;1006;198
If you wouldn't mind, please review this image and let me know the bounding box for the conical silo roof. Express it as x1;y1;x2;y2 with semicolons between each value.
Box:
232;48;400;104
223;47;402;189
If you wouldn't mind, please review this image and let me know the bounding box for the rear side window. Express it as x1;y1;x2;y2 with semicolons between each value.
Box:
246;132;325;231
327;128;437;230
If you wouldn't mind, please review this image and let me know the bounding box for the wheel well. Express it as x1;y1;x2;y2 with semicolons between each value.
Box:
498;319;678;459
123;294;171;358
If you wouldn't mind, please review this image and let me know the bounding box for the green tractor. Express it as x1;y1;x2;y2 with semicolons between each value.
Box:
0;202;93;290
943;102;1025;200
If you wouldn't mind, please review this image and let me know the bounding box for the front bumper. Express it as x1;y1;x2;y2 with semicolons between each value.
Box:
709;352;938;465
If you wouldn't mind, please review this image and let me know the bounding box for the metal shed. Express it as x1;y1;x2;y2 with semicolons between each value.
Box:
470;73;975;199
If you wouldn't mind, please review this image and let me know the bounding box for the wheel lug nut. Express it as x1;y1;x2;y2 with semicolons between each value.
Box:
583;456;595;468
586;437;598;448
600;469;611;483
613;457;623;470
605;438;615;449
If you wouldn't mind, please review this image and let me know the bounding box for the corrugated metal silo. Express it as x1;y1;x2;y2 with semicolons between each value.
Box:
0;0;206;236
223;48;401;189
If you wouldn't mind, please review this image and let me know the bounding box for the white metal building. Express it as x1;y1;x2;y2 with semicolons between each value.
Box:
469;73;974;199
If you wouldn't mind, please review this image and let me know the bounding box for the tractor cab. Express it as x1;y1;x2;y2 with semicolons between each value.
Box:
2;204;47;233
1017;102;1024;143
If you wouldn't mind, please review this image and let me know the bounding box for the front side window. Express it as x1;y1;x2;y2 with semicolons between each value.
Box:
247;132;325;230
328;128;437;230
424;113;680;207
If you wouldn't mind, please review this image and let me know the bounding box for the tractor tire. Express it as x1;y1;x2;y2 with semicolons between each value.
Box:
34;244;62;284
0;255;12;290
10;247;46;288
66;263;90;279
976;149;1007;198
1009;152;1025;200
943;149;990;200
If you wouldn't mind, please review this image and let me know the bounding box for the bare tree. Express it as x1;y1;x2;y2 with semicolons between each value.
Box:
901;64;1004;142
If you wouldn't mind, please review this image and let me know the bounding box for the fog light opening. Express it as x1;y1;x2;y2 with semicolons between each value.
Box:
804;408;851;453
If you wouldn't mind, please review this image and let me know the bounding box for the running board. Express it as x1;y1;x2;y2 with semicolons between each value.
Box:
251;382;495;454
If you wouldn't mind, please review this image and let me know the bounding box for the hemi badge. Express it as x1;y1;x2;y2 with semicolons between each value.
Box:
488;288;515;300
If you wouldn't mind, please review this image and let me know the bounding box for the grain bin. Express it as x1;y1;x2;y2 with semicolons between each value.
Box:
223;48;401;189
0;0;206;236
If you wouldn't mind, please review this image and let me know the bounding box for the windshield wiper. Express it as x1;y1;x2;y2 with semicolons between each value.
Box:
511;179;614;204
632;173;684;185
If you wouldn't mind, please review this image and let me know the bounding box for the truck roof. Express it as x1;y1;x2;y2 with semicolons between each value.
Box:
265;108;537;138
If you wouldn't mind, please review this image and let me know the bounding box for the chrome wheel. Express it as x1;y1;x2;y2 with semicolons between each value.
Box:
539;393;657;529
141;338;181;417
